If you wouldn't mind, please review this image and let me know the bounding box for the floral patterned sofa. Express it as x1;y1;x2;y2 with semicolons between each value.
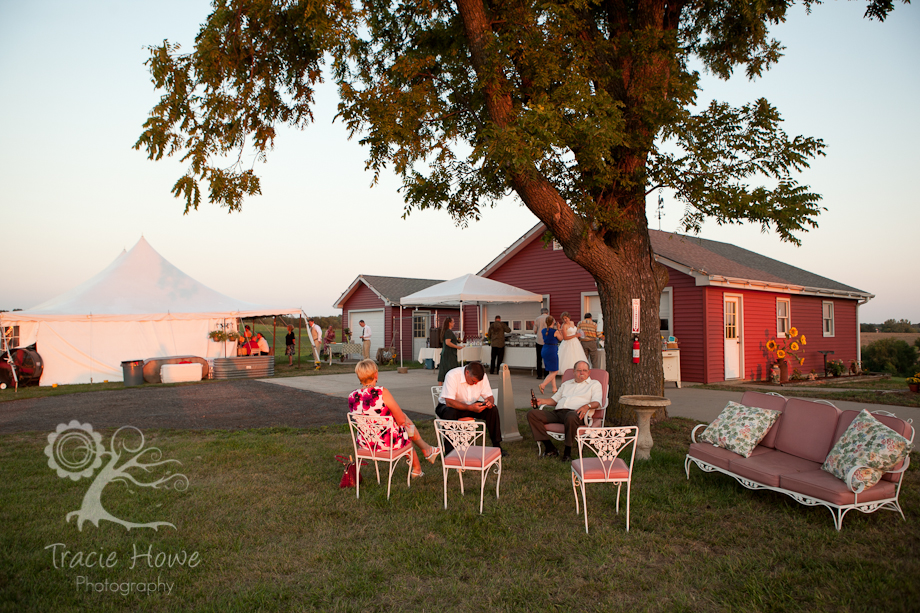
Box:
685;391;914;530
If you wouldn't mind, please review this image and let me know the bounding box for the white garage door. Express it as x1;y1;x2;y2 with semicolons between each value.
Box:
350;310;385;359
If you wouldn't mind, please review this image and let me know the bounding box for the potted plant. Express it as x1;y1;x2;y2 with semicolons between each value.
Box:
826;359;846;377
908;373;920;393
766;328;806;383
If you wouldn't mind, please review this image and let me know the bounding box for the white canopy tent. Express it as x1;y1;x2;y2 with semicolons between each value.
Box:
3;237;301;385
399;273;543;366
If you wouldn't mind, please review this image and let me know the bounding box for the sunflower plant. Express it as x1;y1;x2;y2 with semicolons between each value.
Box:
766;328;806;365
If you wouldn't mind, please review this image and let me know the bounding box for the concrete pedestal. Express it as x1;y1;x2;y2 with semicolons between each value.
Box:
619;395;671;460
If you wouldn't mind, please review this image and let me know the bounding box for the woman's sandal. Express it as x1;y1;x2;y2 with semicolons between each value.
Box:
411;470;425;478
424;447;441;464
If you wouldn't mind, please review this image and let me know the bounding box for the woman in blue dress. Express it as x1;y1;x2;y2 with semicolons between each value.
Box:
539;316;562;394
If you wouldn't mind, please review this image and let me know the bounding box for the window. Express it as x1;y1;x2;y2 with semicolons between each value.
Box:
2;325;18;349
776;298;791;335
412;315;428;338
823;302;835;337
511;320;523;331
525;320;535;332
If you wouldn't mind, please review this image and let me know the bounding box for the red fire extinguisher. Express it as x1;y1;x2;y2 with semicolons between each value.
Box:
632;336;640;364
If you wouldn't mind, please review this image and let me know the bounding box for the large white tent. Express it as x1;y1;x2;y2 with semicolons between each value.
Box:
2;237;301;385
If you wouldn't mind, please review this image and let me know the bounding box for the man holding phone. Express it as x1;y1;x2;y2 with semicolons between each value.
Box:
435;361;507;456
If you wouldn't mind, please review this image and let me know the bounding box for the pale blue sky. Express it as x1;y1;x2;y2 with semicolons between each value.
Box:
1;1;917;322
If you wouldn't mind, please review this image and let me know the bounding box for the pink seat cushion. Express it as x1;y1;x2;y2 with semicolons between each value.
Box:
688;442;770;470
572;457;630;480
833;410;914;483
779;469;898;506
740;391;788;449
356;445;412;460
773;398;841;463
444;447;502;468
728;450;821;488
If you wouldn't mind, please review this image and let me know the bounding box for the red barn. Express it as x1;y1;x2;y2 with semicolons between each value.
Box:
477;223;873;383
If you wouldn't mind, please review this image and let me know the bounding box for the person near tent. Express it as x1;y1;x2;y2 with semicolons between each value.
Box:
487;315;511;375
539;316;562;394
324;324;335;355
534;308;549;379
557;312;588;373
358;320;372;360
255;333;270;356
437;317;464;385
285;325;296;366
308;318;323;370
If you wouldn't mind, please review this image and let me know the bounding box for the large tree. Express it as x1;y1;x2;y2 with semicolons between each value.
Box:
136;0;904;421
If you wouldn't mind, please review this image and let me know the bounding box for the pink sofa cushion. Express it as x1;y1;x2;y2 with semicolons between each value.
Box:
740;391;787;448
728;450;821;488
779;469;898;506
356;445;412;460
688;443;770;471
773;398;841;463
833;410;914;483
444;447;502;468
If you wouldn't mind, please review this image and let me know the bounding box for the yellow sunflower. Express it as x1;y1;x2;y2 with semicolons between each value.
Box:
766;339;778;351
790;342;800;351
777;349;786;359
800;335;806;345
789;327;799;337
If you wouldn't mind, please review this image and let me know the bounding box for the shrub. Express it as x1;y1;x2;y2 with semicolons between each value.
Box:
861;338;919;376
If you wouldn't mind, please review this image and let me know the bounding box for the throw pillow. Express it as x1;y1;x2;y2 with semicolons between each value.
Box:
822;409;911;492
698;401;781;458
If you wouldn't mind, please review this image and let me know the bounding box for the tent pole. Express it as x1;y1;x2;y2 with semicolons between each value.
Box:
399;306;403;368
459;301;464;365
298;312;302;369
272;316;277;362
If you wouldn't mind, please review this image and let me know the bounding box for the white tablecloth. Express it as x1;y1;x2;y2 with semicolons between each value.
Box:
418;346;487;367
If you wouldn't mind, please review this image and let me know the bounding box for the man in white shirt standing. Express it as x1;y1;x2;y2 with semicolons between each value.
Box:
307;318;323;370
527;361;602;461
435;361;506;456
358;319;371;360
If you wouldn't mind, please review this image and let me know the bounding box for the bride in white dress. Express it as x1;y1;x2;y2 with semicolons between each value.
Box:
557;312;588;373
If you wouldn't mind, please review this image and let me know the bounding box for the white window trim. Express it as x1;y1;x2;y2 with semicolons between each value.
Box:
823;301;835;337
776;298;791;336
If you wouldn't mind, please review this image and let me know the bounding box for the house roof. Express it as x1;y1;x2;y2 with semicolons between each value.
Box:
333;275;446;309
478;222;873;301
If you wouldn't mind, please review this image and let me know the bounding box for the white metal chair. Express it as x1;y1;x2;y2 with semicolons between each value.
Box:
434;418;502;514
431;386;443;410
572;425;638;533
537;368;609;455
346;412;413;500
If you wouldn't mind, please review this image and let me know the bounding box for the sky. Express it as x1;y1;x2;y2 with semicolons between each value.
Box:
1;1;917;322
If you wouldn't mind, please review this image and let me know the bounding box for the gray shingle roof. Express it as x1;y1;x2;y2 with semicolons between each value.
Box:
360;275;445;304
649;230;867;294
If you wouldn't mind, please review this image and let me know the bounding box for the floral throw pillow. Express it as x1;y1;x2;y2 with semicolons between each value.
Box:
697;402;781;458
822;410;911;492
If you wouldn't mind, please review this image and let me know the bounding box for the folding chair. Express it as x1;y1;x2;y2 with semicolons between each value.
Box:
572;426;638;533
434;419;502;514
347;412;413;500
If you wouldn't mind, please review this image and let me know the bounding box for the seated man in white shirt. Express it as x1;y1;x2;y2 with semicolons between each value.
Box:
527;361;602;461
434;361;507;456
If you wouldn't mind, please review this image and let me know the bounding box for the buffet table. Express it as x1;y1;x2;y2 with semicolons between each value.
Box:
327;343;363;364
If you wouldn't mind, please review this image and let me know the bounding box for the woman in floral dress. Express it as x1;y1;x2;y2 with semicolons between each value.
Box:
349;359;440;477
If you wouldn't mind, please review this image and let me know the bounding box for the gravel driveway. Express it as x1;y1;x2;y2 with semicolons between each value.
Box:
0;379;429;433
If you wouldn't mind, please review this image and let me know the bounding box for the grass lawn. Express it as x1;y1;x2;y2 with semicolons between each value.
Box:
2;414;917;612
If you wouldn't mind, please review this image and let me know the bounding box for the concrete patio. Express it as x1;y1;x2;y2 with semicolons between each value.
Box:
261;367;920;425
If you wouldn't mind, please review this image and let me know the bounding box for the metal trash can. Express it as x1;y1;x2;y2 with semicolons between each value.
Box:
424;358;434;370
121;360;145;387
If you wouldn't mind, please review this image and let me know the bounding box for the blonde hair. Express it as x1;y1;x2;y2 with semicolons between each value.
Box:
355;359;378;385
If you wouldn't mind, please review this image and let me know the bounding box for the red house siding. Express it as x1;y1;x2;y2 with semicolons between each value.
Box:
486;239;595;319
665;267;707;384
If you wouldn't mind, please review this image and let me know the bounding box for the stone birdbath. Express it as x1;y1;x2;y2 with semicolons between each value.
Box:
618;395;671;460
